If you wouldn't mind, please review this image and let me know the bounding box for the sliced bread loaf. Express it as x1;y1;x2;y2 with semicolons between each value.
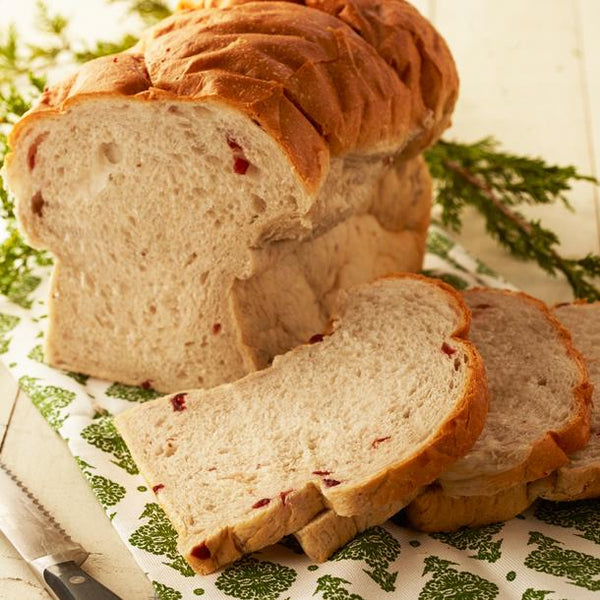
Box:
532;302;600;501
5;0;456;393
405;289;591;532
115;275;487;574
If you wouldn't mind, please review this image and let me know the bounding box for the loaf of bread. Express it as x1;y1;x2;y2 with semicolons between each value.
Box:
405;289;591;532
532;302;600;501
4;0;457;392
115;275;487;574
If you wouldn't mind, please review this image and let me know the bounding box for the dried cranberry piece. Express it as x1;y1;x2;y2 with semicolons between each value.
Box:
323;479;341;488
474;303;492;310
140;380;152;390
191;542;211;560
371;436;391;448
441;342;457;356
226;136;242;151
309;334;324;344
312;470;331;476
252;498;271;509
212;323;222;335
152;484;164;493
234;157;250;175
27;144;38;171
170;393;187;412
280;490;293;505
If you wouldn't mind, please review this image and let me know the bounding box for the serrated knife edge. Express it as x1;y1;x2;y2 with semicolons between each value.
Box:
0;462;123;599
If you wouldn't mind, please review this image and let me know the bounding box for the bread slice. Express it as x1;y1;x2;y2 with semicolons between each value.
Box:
532;302;600;501
5;0;457;393
405;289;591;532
115;275;487;574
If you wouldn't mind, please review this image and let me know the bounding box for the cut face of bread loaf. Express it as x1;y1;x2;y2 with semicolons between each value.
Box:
5;0;456;392
115;275;487;574
7;95;431;391
406;289;591;532
532;302;600;501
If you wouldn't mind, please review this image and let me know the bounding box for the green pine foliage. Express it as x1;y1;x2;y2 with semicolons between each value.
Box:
105;382;162;402
129;502;195;577
18;375;74;430
525;531;600;591
109;0;173;24
426;139;600;301
215;556;297;600
430;523;504;563
80;415;139;474
419;556;499;600
331;526;401;592
0;312;19;353
152;581;183;600
314;575;364;600
535;499;600;545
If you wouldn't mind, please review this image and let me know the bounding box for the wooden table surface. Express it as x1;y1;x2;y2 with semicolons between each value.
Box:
0;1;599;598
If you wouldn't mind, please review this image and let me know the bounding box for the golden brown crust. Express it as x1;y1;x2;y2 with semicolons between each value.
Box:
404;290;593;533
324;274;489;516
533;465;600;502
406;484;534;532
10;1;458;193
437;289;592;497
533;300;600;501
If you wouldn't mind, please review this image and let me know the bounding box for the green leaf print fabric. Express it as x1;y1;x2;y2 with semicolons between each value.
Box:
2;229;599;599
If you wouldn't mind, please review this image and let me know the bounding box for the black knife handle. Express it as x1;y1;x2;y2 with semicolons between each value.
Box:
43;561;123;600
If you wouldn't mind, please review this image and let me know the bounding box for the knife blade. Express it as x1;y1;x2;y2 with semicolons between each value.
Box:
0;462;123;600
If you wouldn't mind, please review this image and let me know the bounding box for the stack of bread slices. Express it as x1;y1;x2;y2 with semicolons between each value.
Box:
113;279;596;574
5;0;599;578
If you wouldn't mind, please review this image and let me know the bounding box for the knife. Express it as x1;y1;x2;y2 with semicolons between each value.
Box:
0;462;124;600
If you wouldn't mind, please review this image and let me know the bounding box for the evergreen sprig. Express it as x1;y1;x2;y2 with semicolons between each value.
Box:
425;138;600;301
108;0;173;24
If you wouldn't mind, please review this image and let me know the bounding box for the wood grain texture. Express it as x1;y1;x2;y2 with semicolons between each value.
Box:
579;0;600;248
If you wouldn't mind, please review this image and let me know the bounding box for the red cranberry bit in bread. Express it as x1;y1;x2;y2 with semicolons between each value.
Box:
30;191;45;217
170;393;187;412
212;323;222;335
474;303;492;310
152;484;164;493
226;135;251;174
323;479;341;488
27;144;38;171
27;133;48;172
309;334;324;344
226;136;242;151
191;542;211;560
371;436;391;448
312;470;331;476
140;380;152;390
279;490;293;505
441;342;457;356
252;498;271;509
233;157;250;175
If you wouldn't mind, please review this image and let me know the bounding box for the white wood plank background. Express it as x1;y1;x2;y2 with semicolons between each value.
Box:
0;1;599;598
